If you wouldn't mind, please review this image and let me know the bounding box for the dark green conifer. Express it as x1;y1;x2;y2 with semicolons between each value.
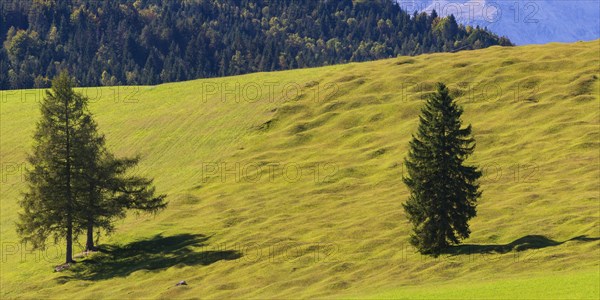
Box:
79;151;167;252
403;83;482;255
17;72;168;262
17;72;87;263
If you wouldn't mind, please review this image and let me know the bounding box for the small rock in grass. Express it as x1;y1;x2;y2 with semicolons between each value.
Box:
54;263;71;272
176;280;187;286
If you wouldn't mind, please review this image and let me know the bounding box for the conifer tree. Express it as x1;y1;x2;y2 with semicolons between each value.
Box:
75;115;111;252
403;83;482;255
17;72;88;264
17;72;168;262
67;84;167;252
78;151;167;252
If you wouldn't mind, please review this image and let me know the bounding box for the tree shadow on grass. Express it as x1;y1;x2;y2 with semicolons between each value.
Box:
444;234;600;255
57;233;242;282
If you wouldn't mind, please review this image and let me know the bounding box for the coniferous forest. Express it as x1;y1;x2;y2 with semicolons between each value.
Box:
0;0;512;89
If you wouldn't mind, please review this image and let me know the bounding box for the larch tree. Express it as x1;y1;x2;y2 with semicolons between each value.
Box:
65;81;167;252
78;151;168;252
18;72;168;263
17;72;90;264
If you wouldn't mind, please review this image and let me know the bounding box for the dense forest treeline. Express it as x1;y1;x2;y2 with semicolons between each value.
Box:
0;0;512;89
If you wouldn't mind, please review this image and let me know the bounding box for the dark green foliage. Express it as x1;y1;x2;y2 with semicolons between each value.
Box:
78;141;167;252
17;72;167;262
17;72;89;263
0;0;512;89
70;87;167;252
403;83;482;255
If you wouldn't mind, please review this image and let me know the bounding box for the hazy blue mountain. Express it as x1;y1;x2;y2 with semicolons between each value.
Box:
398;0;600;45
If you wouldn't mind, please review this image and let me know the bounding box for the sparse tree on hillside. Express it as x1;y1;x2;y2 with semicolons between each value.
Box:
79;150;167;252
61;78;167;252
17;72;168;263
17;72;89;263
403;83;482;255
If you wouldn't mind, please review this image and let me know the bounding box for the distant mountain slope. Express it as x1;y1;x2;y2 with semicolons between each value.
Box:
1;40;598;299
398;0;600;45
0;0;511;90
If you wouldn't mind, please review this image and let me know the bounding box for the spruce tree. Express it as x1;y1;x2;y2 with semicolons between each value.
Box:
403;83;482;255
17;72;89;264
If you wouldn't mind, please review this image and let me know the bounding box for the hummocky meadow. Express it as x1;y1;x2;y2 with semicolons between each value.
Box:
1;40;599;298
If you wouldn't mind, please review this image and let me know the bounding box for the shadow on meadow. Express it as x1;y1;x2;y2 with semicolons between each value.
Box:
445;234;600;255
58;233;242;281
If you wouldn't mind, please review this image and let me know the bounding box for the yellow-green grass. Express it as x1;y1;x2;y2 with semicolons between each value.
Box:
359;270;600;299
1;40;599;299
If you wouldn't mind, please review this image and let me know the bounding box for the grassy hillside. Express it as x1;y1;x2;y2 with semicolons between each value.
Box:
1;40;599;299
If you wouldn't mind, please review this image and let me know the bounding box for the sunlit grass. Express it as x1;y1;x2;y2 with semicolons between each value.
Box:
1;40;599;299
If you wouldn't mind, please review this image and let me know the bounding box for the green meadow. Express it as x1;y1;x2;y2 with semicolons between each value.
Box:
1;40;599;299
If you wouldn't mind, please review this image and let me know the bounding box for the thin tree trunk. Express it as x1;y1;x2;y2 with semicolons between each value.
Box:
85;219;96;252
65;93;74;264
85;178;97;252
66;216;74;263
